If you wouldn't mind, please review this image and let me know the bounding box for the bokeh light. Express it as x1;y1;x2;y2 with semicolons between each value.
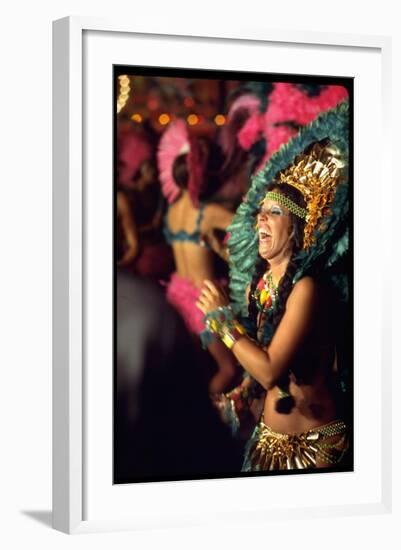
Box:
187;114;199;126
184;96;195;108
158;113;171;125
117;75;131;114
214;114;226;126
147;97;159;111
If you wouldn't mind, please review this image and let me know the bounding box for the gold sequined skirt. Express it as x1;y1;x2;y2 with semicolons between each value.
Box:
242;417;349;471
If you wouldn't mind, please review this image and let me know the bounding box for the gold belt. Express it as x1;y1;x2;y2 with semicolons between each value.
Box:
248;418;349;471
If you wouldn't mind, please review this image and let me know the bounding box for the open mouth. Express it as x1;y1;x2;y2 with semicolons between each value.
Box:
259;230;271;242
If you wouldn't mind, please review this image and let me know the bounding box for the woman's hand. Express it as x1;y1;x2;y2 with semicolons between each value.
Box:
196;280;230;315
117;246;138;267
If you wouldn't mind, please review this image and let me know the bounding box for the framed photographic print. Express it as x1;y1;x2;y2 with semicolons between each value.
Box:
52;17;392;534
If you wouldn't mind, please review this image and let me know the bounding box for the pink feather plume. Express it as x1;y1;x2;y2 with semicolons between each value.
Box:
157;119;189;204
118;129;152;187
260;83;349;165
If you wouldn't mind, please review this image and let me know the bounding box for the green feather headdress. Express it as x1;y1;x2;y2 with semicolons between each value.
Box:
227;101;350;318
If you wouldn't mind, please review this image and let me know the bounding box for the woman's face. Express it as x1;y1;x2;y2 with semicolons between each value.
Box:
257;193;294;261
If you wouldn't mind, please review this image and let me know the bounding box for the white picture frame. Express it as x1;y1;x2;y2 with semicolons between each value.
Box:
52;16;392;534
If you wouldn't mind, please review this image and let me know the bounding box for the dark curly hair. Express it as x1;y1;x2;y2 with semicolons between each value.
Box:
172;154;189;190
172;139;225;198
247;181;307;412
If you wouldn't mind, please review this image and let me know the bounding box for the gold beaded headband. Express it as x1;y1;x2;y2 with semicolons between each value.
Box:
263;141;345;249
264;191;307;220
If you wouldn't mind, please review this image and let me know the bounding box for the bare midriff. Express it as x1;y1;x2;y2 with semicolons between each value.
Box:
263;371;338;435
258;290;339;435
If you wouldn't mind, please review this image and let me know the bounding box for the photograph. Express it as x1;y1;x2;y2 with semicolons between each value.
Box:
114;66;353;484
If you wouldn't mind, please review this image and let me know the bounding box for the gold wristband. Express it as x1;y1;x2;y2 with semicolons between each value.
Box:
221;322;246;350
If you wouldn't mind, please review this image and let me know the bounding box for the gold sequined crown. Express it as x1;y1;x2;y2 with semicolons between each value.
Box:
277;140;346;249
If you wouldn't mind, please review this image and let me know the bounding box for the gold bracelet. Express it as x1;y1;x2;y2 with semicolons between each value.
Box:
221;322;247;350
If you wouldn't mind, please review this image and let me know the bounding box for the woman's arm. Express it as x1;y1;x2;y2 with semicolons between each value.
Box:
197;277;318;390
203;203;234;232
203;230;229;261
201;204;234;261
117;192;139;266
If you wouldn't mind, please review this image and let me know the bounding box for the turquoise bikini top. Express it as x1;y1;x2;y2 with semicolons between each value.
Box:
163;204;206;245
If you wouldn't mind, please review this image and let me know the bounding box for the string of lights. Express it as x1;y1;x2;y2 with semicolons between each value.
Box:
117;75;131;114
128;111;227;127
117;75;236;130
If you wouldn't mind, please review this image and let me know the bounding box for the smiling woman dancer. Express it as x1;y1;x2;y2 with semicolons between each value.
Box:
196;102;352;471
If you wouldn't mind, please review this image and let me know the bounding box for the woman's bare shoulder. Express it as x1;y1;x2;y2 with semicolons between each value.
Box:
292;275;317;292
203;203;233;225
287;276;319;308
